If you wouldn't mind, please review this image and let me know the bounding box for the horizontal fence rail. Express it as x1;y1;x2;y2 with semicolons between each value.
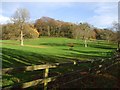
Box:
49;55;120;89
2;54;120;90
2;60;91;74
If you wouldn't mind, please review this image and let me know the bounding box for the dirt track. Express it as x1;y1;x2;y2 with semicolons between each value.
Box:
1;42;47;48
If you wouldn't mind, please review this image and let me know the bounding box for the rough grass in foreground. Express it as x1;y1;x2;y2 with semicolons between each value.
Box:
1;37;117;87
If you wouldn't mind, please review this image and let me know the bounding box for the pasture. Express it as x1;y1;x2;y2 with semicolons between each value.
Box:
2;37;116;68
1;37;117;88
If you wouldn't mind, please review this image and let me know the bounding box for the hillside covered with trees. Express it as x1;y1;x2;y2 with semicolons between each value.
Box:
1;16;119;41
1;16;120;49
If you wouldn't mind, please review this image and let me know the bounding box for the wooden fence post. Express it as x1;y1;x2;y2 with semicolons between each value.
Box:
44;68;49;90
89;60;94;72
73;61;77;65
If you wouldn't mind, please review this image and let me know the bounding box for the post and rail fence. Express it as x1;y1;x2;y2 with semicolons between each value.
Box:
2;53;120;90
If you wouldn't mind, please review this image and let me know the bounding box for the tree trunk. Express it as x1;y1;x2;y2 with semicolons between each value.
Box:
57;27;60;37
85;39;87;47
47;26;50;36
75;36;78;40
20;30;24;46
117;41;120;50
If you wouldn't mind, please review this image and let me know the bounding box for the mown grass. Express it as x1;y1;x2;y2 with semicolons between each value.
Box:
1;37;117;87
1;37;117;68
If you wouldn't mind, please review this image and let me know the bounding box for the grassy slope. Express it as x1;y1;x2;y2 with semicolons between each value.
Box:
1;37;117;87
1;37;117;68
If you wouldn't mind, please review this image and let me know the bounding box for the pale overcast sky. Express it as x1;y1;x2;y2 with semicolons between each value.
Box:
0;1;118;28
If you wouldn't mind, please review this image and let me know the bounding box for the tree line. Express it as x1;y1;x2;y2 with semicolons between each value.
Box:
34;17;114;40
1;8;120;49
1;16;118;41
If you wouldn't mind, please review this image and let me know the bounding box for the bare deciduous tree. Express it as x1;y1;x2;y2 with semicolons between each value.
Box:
79;23;92;47
11;8;30;46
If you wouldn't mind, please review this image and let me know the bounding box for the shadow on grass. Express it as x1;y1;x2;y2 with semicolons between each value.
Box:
40;43;67;46
62;49;114;60
2;48;71;68
89;43;116;50
40;42;84;47
2;48;91;88
2;47;116;88
2;48;75;88
40;41;116;51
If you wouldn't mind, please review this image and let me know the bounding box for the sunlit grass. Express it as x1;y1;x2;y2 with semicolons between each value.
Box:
1;37;117;87
2;37;117;68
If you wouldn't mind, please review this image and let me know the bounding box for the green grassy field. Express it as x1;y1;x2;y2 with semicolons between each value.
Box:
1;37;117;68
1;37;118;88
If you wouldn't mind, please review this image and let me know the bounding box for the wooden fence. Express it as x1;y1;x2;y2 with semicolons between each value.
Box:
2;54;120;90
